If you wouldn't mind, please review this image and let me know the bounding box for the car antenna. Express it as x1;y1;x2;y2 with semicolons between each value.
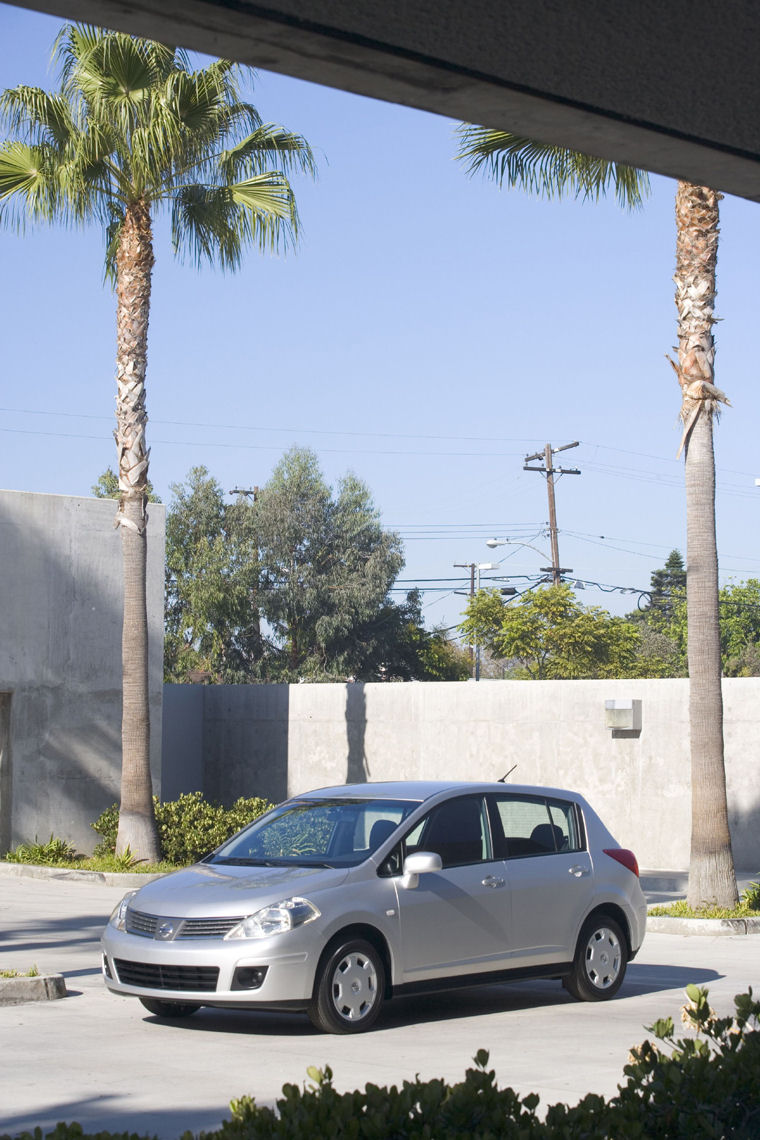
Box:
498;765;517;782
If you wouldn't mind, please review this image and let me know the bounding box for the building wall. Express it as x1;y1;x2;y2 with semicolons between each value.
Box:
163;677;760;872
0;490;165;854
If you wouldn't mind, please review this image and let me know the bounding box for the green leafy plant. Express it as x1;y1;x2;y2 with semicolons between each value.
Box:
741;878;760;910
4;836;78;865
649;898;760;919
92;792;273;866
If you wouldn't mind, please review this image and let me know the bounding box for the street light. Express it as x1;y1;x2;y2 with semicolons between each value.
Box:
486;536;552;567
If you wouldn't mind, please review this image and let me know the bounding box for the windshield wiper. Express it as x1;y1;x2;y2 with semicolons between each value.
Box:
212;857;283;867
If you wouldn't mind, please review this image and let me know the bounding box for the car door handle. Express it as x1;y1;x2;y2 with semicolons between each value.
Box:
482;875;505;888
568;864;590;878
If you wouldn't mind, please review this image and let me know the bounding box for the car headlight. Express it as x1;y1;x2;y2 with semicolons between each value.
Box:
225;896;320;940
108;890;138;931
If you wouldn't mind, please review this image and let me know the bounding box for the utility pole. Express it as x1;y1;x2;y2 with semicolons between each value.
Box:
524;442;581;585
454;562;476;673
454;561;498;680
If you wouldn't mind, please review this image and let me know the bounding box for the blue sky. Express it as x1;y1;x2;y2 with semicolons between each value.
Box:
2;2;759;631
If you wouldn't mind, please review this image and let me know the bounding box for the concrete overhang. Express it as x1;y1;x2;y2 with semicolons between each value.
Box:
8;1;760;202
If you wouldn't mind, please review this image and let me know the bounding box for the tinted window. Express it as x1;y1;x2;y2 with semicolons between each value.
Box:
396;795;490;869
488;794;583;858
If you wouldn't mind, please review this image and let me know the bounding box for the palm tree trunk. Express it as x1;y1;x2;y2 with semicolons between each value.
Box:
114;200;160;862
673;181;737;908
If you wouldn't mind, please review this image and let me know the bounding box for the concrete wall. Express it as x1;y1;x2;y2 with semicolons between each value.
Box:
163;678;760;873
0;490;165;853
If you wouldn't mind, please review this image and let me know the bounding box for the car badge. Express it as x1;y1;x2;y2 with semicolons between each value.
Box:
157;921;175;940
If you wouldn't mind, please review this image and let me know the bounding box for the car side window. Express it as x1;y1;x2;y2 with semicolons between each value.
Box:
379;795;489;872
546;798;583;852
488;794;583;858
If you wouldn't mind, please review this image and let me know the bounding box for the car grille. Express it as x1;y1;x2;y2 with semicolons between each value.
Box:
126;908;241;940
114;959;219;992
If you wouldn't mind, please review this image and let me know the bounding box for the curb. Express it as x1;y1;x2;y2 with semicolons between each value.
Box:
0;862;164;887
0;974;67;1005
646;915;760;936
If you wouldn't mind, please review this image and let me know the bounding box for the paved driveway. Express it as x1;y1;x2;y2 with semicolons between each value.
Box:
1;874;757;1138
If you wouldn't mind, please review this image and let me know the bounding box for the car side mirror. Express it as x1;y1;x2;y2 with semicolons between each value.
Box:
401;850;442;890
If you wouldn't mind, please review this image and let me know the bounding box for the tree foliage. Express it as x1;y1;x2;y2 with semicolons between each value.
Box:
164;466;260;682
455;127;650;209
163;453;468;683
460;584;676;680
629;551;760;677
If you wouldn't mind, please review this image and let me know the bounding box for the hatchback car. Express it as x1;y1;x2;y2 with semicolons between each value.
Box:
101;781;647;1033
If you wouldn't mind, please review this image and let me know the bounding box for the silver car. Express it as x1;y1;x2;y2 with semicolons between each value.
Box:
101;781;647;1033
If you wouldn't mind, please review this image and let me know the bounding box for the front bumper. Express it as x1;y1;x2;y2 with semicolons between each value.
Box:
101;923;320;1009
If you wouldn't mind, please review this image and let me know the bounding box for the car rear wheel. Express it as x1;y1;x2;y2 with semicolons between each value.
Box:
139;997;201;1018
308;939;384;1033
563;915;626;1001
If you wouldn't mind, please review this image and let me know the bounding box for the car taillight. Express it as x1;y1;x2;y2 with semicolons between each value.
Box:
604;848;639;877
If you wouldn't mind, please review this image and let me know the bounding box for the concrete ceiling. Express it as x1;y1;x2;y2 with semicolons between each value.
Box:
9;1;760;202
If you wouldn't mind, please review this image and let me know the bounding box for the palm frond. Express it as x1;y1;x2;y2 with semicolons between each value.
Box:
104;203;125;282
0;140;65;225
58;25;156;122
221;123;317;180
0;87;76;149
455;125;650;210
172;174;297;268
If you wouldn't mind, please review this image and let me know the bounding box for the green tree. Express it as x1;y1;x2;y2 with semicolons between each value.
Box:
1;27;314;859
460;584;646;680
721;579;760;676
255;447;405;679
455;130;738;906
163;467;467;683
641;549;687;627
348;590;470;682
635;573;760;679
164;467;260;682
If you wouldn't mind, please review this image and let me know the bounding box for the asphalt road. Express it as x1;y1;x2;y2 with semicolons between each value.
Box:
0;874;757;1139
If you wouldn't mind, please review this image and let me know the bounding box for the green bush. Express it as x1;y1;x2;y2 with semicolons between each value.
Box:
3;987;758;1139
4;836;78;865
92;792;273;865
741;878;760;910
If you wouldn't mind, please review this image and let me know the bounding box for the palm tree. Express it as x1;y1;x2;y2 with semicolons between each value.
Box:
0;26;315;860
670;183;737;907
456;129;738;906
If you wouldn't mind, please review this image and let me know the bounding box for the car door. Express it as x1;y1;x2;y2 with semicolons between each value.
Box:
392;794;512;983
487;792;594;968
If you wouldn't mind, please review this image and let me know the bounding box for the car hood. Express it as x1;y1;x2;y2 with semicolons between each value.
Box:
127;862;350;918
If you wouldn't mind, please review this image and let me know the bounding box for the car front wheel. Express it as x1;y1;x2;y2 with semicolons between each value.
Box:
563;915;626;1001
139;997;201;1018
308;938;384;1033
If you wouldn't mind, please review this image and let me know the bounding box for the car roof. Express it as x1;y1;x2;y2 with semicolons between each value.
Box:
295;780;584;804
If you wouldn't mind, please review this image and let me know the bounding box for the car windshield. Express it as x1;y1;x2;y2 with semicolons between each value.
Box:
209;797;420;868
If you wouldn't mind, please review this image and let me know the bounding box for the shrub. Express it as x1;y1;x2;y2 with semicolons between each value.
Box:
4;836;78;865
156;793;272;865
92;792;273;865
741;878;760;910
